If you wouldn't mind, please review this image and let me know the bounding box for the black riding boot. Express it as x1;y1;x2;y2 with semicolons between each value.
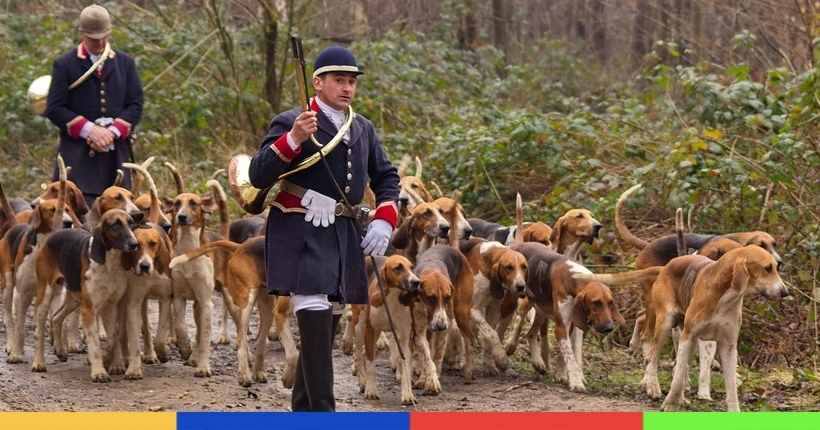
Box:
290;308;340;412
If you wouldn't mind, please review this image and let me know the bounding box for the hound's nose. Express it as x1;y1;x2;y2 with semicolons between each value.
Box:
597;324;614;334
125;239;139;252
399;196;409;207
432;323;447;332
592;223;602;237
463;226;473;239
408;279;420;292
515;283;526;293
439;225;450;237
139;261;151;274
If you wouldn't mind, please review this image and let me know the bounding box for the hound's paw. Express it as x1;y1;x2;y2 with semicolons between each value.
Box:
254;371;268;384
569;382;587;393
68;343;84;353
91;371;112;383
216;333;230;345
661;400;681;411
364;388;380;400
646;383;662;400
194;367;212;378
31;362;47;372
124;369;144;380
496;354;510;371
483;364;500;377
238;376;253;388
107;363;126;375
401;395;417;406
423;380;442;396
280;372;295;389
504;341;518;356
142;354;159;365
7;355;24;364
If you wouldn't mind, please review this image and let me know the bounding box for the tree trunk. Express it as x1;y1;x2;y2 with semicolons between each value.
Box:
632;0;652;68
262;2;279;110
591;0;606;62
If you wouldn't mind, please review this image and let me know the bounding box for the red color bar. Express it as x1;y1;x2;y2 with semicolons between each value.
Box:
410;412;643;430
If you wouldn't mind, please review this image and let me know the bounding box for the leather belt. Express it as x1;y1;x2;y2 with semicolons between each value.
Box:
278;180;357;218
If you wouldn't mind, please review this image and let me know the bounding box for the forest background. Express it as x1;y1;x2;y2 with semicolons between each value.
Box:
0;0;818;411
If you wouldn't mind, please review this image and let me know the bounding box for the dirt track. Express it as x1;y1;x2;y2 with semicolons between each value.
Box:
0;294;653;412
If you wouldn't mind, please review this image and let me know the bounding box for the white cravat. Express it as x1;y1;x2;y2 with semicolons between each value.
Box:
315;97;349;142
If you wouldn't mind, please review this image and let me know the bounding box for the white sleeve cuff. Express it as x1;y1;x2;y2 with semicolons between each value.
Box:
107;125;121;138
286;132;300;151
79;121;94;139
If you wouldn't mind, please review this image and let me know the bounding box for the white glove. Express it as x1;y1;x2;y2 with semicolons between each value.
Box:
361;219;393;256
301;189;336;227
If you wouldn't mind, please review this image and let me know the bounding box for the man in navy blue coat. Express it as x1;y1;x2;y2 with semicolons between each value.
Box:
249;45;399;411
46;4;144;207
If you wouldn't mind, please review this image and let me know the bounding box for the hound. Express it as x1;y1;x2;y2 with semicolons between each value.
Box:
413;239;476;383
352;254;420;405
578;246;787;410
163;188;218;377
390;201;450;264
116;223;173;379
169;237;298;388
2;199;74;363
32;209;139;382
503;206;603;358
467;219;554;248
397;155;434;221
460;236;527;376
614;183;783;353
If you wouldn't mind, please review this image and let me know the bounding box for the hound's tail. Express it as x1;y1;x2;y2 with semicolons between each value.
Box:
169;239;240;268
207;179;230;239
165;161;186;194
614;184;649;250
514;193;523;248
51;155;67;232
572;266;663;286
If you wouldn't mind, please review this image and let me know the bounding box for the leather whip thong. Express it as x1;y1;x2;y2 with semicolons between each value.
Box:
290;35;406;361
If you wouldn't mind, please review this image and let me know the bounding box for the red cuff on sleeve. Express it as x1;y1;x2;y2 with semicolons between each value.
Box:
68;118;90;139
112;122;129;139
372;202;398;229
270;133;301;161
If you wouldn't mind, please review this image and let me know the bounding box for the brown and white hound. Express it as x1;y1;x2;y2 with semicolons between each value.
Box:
577;245;788;411
163;189;218;377
412;241;476;385
614;183;783;353
351;254;421;405
390;201;450;264
397;156;434;222
32;209;139;382
116;223;173;379
170;237;298;388
460;237;527;376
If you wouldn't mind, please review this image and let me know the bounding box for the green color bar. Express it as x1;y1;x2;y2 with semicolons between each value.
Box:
644;412;818;430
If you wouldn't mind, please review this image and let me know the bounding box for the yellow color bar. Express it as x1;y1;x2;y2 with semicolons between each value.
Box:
2;412;176;430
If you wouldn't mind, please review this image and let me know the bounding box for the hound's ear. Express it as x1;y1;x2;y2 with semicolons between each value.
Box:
571;291;589;331
488;261;506;300
550;217;565;247
156;231;172;275
390;216;412;250
369;275;384;308
201;196;217;214
90;226;108;264
611;300;626;325
731;257;750;292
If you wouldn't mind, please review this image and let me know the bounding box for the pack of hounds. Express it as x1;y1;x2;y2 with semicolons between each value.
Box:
0;155;788;412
